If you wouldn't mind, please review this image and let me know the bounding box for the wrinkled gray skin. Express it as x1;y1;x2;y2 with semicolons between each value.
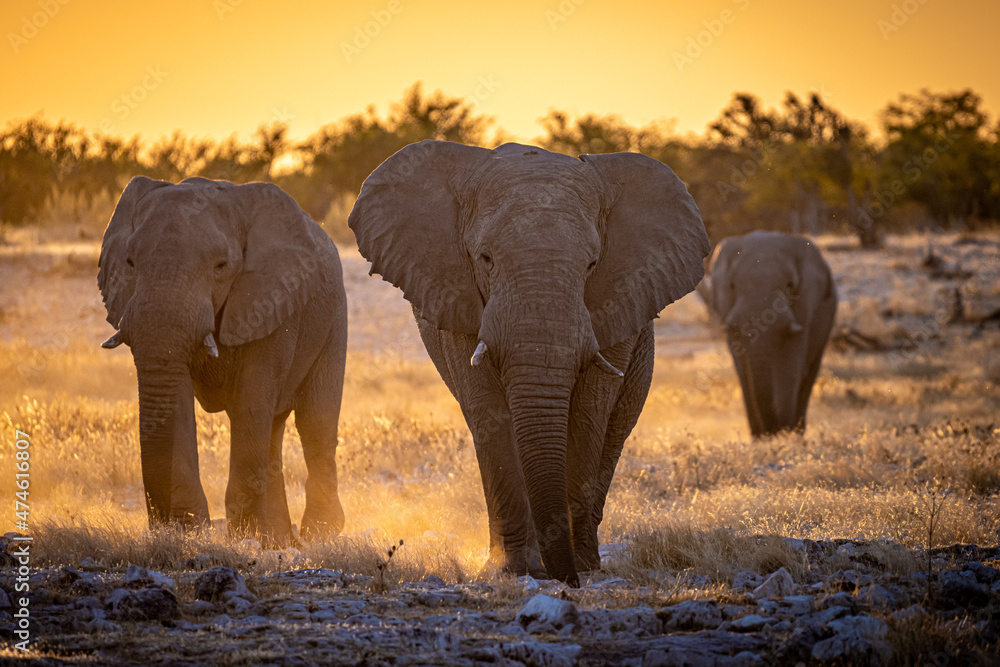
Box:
349;141;709;585
709;231;837;438
98;177;347;545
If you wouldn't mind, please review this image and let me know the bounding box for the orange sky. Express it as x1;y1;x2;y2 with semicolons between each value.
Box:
3;0;999;143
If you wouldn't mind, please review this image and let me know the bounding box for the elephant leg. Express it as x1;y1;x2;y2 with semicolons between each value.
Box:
731;347;768;438
169;375;210;527
226;405;274;543
585;323;655;566
295;403;346;541
260;412;293;547
416;315;544;577
566;359;627;571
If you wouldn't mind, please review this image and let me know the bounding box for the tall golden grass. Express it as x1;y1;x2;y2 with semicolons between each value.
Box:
1;236;998;584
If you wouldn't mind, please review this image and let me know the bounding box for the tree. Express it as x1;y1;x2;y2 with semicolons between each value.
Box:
879;89;995;229
537;111;634;156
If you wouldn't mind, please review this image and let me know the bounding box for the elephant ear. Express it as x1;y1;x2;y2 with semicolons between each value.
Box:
581;152;711;348
348;140;492;333
707;238;736;321
218;181;338;346
98;176;172;328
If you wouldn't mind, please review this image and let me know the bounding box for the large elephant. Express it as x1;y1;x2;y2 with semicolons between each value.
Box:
98;176;347;545
709;231;837;438
349;141;709;585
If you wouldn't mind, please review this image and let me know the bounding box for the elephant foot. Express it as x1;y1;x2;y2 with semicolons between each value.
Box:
483;546;547;580
227;515;293;549
300;502;345;542
572;535;602;572
165;510;211;532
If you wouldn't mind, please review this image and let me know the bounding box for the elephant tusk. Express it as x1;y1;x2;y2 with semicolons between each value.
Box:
204;333;219;358
101;331;124;349
470;340;488;367
787;321;804;334
594;352;624;378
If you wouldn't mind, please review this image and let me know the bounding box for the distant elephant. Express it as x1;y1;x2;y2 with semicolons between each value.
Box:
349;141;709;585
98;176;347;545
709;231;837;438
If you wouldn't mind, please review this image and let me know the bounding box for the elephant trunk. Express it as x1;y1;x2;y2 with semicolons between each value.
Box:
504;357;579;586
135;362;186;526
126;290;213;528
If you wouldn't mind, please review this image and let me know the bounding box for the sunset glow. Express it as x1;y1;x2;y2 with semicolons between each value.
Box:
4;0;999;142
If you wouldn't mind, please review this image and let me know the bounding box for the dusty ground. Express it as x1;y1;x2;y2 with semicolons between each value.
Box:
0;232;999;665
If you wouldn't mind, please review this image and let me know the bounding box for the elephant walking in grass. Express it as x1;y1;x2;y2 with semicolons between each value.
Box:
98;177;347;546
709;231;837;438
349;141;709;585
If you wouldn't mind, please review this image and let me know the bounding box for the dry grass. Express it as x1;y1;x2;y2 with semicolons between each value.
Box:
2;233;999;586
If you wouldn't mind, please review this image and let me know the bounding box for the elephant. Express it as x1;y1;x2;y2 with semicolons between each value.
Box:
348;140;709;585
708;231;837;438
98;176;348;545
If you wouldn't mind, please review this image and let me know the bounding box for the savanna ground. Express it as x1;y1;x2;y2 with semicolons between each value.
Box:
1;226;999;665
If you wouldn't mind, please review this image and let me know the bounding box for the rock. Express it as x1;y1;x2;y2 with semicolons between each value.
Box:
939;568;990;606
519;575;541;592
579;605;661;637
797;605;848;630
678;570;712;588
642;634;763;666
722;605;749;620
964;561;1000;585
422;574;446;587
79;557;107;572
820;591;854;610
75;596;102;610
756;600;778;616
185;600;217;616
892;604;925;622
855;584;894;609
584;577;630;591
599;542;628;562
835;543;856;558
733;571;763;590
752;567;795;599
515;594;579;633
502;640;581;667
224;594;255;615
416;590;463;607
811;615;891;665
731;614;772;631
115;587;178;622
122;564;175;589
105;588;130;613
659;600;722;630
780;595;813;616
194;567;254;603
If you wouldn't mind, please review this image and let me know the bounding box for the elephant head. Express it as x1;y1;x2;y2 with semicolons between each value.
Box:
349;141;709;582
98;176;335;528
709;231;836;436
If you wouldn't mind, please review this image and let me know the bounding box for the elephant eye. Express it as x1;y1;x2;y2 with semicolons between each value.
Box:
126;257;134;267
587;258;598;274
215;260;228;271
479;252;493;267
